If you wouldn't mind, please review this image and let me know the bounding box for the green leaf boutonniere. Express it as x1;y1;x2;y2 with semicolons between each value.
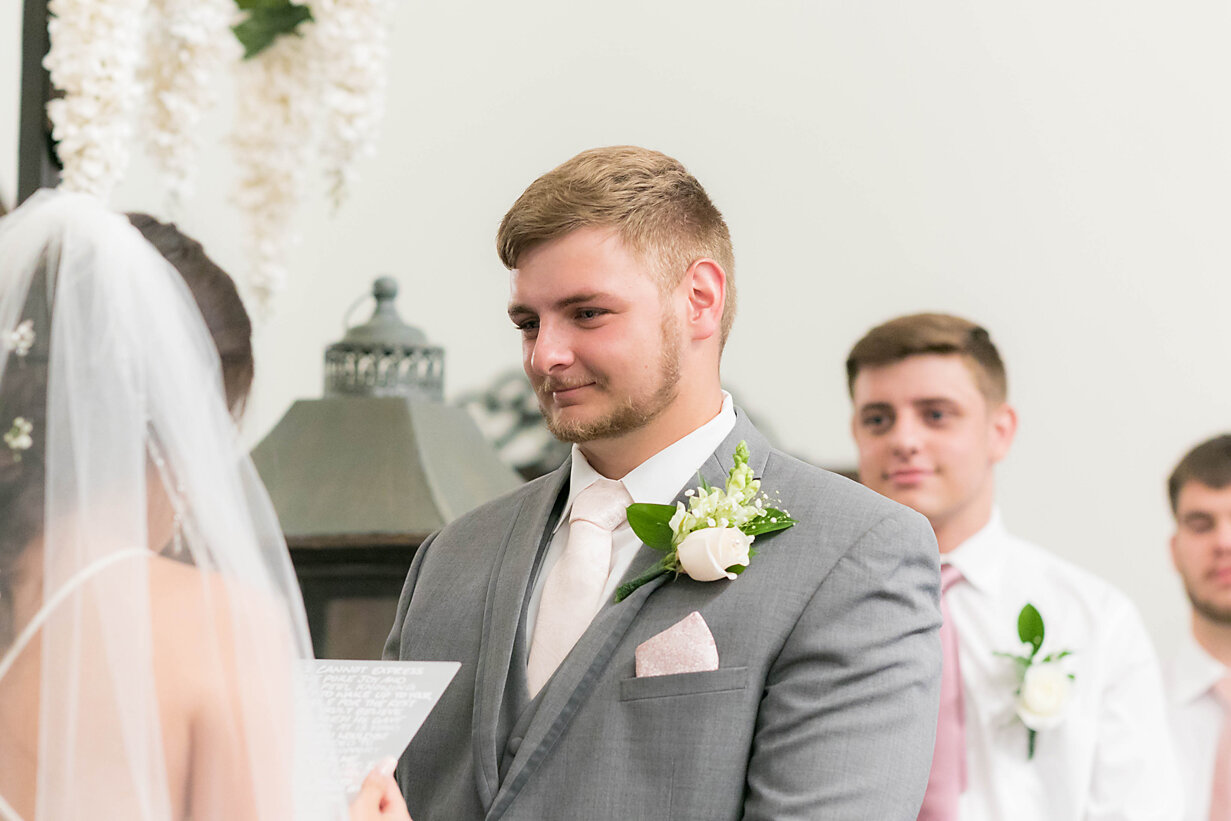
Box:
994;603;1076;759
614;441;796;602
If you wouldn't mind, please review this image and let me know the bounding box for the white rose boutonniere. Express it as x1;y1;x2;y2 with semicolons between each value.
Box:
995;603;1075;759
614;441;796;602
676;527;754;581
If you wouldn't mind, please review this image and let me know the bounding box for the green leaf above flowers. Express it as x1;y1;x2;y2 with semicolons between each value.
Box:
626;503;678;551
232;0;314;60
1017;603;1045;657
741;507;797;537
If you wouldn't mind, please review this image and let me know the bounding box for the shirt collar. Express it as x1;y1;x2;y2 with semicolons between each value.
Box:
559;391;736;532
1170;631;1229;706
940;508;1008;594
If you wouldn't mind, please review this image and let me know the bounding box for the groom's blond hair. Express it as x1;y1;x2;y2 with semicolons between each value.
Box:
497;146;737;346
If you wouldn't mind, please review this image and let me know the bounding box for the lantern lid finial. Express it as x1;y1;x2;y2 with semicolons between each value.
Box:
324;277;444;399
339;276;429;348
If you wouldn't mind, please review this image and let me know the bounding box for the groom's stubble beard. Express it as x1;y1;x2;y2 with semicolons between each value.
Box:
538;311;683;445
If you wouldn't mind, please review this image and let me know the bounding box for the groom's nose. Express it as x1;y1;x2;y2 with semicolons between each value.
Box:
528;320;576;375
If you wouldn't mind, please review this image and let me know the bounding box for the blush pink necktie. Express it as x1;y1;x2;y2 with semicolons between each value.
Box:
526;478;632;698
1210;674;1231;821
917;563;967;821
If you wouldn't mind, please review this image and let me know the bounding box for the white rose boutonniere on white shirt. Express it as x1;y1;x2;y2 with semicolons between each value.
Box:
614;441;796;602
995;603;1076;758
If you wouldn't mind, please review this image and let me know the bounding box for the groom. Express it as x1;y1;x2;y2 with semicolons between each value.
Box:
384;146;942;820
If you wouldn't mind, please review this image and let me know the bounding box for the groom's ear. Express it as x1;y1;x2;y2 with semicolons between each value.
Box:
679;259;726;343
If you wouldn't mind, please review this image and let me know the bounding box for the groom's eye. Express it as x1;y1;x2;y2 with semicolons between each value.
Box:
575;308;608;322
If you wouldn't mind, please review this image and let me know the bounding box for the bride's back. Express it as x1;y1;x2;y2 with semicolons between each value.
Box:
0;553;287;820
0;195;331;821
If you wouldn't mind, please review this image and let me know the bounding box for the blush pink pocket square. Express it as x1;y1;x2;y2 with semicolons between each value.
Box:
635;611;719;677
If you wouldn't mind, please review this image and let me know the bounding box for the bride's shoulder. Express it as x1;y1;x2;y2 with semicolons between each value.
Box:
147;555;296;685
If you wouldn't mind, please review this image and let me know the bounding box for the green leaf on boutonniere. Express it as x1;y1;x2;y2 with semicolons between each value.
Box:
992;651;1032;673
741;508;797;537
626;503;677;551
697;472;714;494
1017;603;1044;657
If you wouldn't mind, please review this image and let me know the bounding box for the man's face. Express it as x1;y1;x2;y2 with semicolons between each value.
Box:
850;353;1013;531
1171;481;1231;624
508;227;683;443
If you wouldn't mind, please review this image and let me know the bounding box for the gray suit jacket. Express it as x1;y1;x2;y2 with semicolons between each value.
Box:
384;411;941;820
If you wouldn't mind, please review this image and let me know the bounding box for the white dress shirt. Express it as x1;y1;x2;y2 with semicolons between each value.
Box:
1167;634;1228;821
943;511;1183;821
525;392;736;647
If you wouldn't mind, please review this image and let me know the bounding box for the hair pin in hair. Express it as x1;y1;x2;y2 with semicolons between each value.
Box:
4;320;35;357
4;417;33;460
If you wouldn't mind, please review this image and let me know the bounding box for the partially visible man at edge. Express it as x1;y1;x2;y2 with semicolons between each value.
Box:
384;146;942;819
1165;434;1231;821
846;312;1182;821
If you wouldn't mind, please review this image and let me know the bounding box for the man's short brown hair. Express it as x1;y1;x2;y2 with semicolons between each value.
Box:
496;146;737;345
1168;434;1231;514
845;312;1008;404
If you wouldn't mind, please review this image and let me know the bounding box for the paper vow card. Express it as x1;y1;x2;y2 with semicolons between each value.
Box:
311;659;460;795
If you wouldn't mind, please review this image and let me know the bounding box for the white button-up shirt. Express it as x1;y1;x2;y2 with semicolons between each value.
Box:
1167;634;1228;821
943;512;1183;820
525;392;736;646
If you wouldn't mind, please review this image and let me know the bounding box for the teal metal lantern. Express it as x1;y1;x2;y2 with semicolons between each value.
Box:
252;277;522;658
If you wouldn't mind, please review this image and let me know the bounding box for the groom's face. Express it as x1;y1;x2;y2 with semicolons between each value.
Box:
851;353;1013;538
508;226;683;443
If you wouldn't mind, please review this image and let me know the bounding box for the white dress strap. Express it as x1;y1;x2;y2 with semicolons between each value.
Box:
0;547;149;821
0;792;22;821
0;547;150;686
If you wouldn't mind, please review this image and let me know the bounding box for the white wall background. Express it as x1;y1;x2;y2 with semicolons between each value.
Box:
4;1;1230;652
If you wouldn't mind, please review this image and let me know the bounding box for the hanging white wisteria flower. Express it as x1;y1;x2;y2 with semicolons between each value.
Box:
44;0;149;200
312;0;395;208
142;0;238;214
231;30;321;320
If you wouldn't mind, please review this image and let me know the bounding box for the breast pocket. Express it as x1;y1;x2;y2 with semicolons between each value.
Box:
618;666;749;701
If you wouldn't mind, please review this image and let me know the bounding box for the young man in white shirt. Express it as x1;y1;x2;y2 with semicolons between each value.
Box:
846;312;1182;821
1166;434;1231;821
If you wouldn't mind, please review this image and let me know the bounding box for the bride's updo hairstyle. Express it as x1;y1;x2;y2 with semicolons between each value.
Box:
126;213;254;414
0;213;254;642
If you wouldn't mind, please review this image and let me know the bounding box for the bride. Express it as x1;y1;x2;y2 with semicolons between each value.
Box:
0;192;409;820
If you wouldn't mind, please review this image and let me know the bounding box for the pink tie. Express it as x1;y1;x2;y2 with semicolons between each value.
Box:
526;478;632;698
918;563;967;821
1210;674;1231;821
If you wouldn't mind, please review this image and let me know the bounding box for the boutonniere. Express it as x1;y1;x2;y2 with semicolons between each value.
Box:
994;603;1075;759
614;441;796;602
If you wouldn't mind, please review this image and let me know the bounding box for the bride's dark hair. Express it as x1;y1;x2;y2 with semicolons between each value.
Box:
0;214;254;643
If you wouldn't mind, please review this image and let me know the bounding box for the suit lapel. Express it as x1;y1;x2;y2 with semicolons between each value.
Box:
486;410;772;819
471;459;570;810
487;570;671;819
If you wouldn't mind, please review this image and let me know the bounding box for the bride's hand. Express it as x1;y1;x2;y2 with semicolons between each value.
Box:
349;759;412;821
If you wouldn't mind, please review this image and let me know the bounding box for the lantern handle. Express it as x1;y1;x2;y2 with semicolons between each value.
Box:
341;276;399;333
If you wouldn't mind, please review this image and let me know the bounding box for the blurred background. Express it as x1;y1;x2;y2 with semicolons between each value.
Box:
3;0;1228;651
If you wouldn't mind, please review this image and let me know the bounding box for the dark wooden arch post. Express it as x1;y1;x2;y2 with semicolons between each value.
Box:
17;0;58;205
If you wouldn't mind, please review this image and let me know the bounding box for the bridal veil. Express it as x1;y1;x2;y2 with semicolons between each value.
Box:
0;191;345;820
